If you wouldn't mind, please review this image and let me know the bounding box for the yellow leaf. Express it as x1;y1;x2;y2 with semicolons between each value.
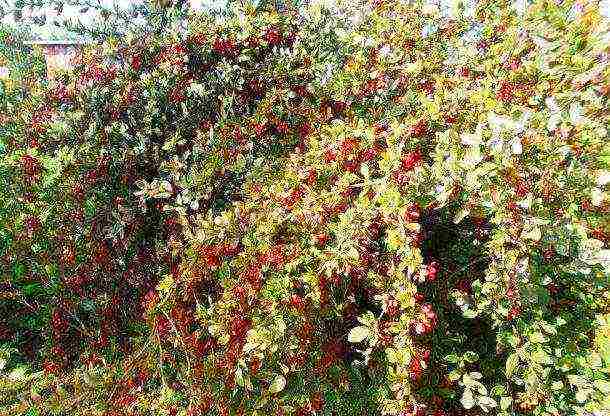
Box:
269;374;286;394
156;274;174;293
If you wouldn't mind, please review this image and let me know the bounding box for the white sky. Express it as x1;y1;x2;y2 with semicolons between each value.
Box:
3;0;609;39
2;0;226;39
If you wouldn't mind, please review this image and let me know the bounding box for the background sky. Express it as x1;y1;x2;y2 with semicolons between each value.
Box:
2;0;609;40
1;0;226;39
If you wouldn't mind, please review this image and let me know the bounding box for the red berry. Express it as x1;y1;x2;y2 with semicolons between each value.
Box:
409;119;428;137
264;27;282;45
402;150;423;171
507;306;520;320
426;261;439;281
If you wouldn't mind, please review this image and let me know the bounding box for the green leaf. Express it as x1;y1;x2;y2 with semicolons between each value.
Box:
21;282;43;296
531;349;552;364
462;373;475;387
530;332;547;343
506;353;519;377
477;396;497;412
491;385;506;396
539;321;557;336
454;208;470;224
593;379;610;394
460;388;475;409
522;226;542;242
551;381;564;390
156;274;174;293
448;369;462;382
464;351;479;363
8;366;27;382
12;262;25;279
463;309;478;319
269;374;286;394
235;368;245;387
84;198;96;217
348;326;370;343
500;396;512;411
575;389;589;403
386;348;398;363
445;354;460;364
470;371;483;380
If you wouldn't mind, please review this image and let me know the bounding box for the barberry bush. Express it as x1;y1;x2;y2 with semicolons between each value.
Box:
1;0;609;415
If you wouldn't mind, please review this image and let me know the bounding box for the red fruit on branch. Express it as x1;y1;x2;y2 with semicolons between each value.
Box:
229;315;251;341
190;32;206;46
25;215;41;236
232;285;247;305
332;100;347;115
547;283;560;295
324;149;337;163
459;66;470;77
515;181;529;198
402;150;423;171
299;122;312;139
275;120;289;135
445;113;458;124
339;137;359;157
426;261;439;282
310;392;324;411
51;309;69;334
590;228;608;242
232;126;245;144
411;232;424;247
284;187;303;210
413;321;427;335
409;356;422;380
343;159;360;173
244;265;262;291
306;169;318;186
403;203;421;222
249;357;261;375
409;119;428;138
290;294;305;311
296;406;312;416
497;80;515;103
314;233;330;247
254;121;267;138
361;146;378;161
200;245;220;268
42;360;61;375
421;303;436;321
420;79;435;94
154;315;171;338
131;55;142;71
385;296;399;317
456;279;471;293
506;57;521;71
169;85;186;103
507;306;520;320
213;37;237;57
264;27;282;45
20;154;42;176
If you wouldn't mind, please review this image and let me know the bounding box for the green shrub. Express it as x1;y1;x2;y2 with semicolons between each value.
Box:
0;0;609;415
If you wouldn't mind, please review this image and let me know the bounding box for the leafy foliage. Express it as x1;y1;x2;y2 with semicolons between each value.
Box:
0;0;609;415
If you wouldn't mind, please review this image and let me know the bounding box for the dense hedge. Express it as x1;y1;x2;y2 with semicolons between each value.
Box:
1;0;609;415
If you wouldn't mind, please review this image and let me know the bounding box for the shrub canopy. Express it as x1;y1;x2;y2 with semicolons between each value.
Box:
1;0;609;415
